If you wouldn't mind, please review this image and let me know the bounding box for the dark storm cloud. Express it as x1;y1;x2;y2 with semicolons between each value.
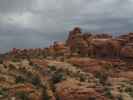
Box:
0;0;133;52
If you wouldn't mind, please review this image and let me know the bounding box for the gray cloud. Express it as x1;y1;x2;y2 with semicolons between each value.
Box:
0;0;133;52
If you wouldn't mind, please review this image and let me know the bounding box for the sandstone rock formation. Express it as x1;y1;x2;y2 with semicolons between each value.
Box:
4;27;133;60
0;27;133;100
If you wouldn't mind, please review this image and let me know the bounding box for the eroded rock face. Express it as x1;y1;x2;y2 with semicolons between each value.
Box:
66;27;133;58
66;27;82;46
88;39;121;57
66;28;89;56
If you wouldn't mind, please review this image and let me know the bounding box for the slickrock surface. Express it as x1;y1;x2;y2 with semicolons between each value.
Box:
0;27;133;100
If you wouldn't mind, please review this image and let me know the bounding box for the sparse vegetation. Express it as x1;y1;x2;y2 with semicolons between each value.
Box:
0;88;7;97
16;76;25;83
117;95;123;100
0;59;3;64
31;75;41;86
104;63;113;71
79;74;86;82
12;58;20;62
48;65;56;71
52;71;66;84
125;87;133;97
16;91;29;100
88;96;96;100
95;71;108;85
42;87;51;100
104;87;113;99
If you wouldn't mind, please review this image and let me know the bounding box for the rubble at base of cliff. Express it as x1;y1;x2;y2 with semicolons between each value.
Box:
0;27;133;100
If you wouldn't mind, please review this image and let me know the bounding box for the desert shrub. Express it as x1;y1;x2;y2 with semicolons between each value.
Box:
16;91;29;100
55;95;60;100
0;88;7;97
16;76;25;83
52;71;66;84
104;63;113;71
31;75;41;86
125;87;132;92
104;87;113;99
78;73;87;82
95;72;108;85
90;54;96;58
0;58;3;64
79;75;86;82
48;65;56;71
125;87;133;97
42;87;51;100
12;58;20;62
29;61;33;66
117;95;123;100
88;96;96;100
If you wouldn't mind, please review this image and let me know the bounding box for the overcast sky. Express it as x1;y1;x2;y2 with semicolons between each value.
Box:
0;0;133;52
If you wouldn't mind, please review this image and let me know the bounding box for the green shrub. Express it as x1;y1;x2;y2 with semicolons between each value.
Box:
16;76;25;84
95;72;108;85
42;87;51;100
12;59;20;62
125;87;133;97
117;95;123;100
0;88;7;97
52;71;66;84
104;87;113;99
104;63;113;71
0;59;3;64
16;91;29;100
79;74;86;82
31;76;41;86
88;96;96;100
48;65;56;71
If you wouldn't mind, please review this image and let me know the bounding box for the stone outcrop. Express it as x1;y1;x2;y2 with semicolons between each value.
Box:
66;27;89;56
66;28;133;59
88;38;121;57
